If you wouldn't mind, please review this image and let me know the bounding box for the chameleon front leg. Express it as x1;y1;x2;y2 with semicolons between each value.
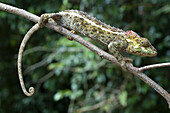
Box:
108;42;127;70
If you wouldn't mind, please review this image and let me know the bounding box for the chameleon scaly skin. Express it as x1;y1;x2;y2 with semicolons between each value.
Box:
47;10;157;69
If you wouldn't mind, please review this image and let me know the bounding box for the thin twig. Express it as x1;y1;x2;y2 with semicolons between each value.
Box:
139;62;170;71
77;96;117;113
68;100;75;113
0;3;169;108
23;46;55;56
36;70;55;91
24;47;83;74
77;81;126;113
24;58;48;74
37;70;55;84
14;46;55;58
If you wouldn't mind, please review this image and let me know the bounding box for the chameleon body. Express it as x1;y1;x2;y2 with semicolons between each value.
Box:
47;10;157;68
18;10;157;96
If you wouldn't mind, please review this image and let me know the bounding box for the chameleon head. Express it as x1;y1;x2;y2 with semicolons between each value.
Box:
125;31;157;57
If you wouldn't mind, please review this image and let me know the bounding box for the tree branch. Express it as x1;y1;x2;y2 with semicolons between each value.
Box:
0;3;169;108
139;62;170;71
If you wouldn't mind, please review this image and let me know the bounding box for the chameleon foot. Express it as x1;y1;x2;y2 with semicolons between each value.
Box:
124;57;133;63
67;30;76;41
124;57;133;67
121;58;134;70
38;14;52;28
120;60;127;71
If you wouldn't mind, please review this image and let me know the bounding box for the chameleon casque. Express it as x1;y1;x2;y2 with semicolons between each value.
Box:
18;10;157;96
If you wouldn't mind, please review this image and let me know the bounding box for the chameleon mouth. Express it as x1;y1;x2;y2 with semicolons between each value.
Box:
132;46;157;57
140;46;157;56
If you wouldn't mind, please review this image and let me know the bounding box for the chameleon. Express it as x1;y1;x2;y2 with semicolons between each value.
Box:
17;10;157;96
40;10;157;67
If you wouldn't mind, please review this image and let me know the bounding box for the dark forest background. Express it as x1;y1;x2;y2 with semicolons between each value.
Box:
0;0;170;113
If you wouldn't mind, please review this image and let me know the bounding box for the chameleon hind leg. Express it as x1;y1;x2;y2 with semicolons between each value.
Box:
108;42;127;70
38;13;57;27
39;14;76;41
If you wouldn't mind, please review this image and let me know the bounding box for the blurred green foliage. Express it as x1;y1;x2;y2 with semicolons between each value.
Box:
0;0;170;113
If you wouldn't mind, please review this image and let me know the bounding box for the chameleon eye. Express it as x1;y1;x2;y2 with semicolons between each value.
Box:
141;38;150;46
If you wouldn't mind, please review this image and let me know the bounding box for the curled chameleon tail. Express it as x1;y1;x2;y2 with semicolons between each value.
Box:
17;14;54;96
17;24;40;96
17;14;55;96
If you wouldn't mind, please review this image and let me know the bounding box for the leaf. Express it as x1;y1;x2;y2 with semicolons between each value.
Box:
54;92;64;101
118;91;128;107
